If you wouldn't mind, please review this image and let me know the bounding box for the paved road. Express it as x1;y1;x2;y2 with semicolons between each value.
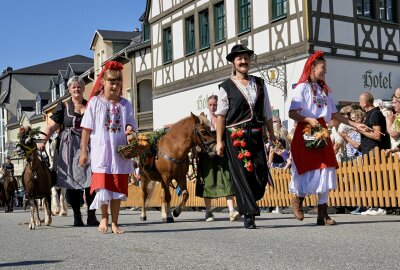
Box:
0;208;399;270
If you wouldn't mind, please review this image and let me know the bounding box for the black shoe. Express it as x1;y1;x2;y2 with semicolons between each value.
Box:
87;211;100;226
244;215;256;229
73;211;84;227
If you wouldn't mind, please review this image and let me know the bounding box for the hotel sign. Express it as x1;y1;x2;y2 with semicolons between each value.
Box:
363;70;392;91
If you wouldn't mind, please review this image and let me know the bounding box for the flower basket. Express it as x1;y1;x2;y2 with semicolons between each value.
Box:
302;124;329;150
118;134;150;159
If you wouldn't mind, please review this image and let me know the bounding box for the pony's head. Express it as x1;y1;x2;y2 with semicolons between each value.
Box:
191;112;216;152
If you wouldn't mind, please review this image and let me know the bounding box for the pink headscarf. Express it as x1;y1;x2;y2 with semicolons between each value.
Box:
297;51;331;93
88;61;124;102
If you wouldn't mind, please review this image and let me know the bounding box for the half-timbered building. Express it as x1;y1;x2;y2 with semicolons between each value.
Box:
144;0;400;128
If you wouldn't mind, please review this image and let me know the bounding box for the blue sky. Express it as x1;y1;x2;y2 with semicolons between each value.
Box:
0;0;147;71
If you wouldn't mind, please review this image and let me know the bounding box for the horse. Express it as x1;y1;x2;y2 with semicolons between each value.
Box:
16;130;52;229
140;112;215;222
2;170;18;212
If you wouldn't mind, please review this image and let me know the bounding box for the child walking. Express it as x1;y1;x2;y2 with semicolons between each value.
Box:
80;61;137;234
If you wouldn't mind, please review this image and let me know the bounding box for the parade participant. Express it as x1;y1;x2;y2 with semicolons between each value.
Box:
38;76;98;227
215;44;275;229
288;51;367;225
80;61;137;234
195;95;240;222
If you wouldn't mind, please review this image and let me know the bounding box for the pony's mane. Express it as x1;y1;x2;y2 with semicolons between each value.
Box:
168;113;207;132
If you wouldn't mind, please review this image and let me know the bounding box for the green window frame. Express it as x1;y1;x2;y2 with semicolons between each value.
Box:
379;0;393;21
199;9;210;49
356;0;372;18
214;2;225;43
185;16;195;54
272;0;287;20
238;0;251;33
163;28;172;63
143;22;150;42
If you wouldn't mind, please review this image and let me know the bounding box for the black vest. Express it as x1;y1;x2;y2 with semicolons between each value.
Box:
219;76;265;127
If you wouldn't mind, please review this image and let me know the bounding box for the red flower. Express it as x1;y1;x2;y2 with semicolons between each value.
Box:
244;151;251;158
240;140;247;147
231;132;238;139
246;161;254;172
233;140;241;147
237;130;244;138
238;153;244;160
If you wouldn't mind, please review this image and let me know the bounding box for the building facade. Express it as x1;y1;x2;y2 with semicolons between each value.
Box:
144;0;399;129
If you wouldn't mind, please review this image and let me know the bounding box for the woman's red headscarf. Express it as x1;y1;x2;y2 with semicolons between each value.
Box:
88;61;124;102
297;51;331;92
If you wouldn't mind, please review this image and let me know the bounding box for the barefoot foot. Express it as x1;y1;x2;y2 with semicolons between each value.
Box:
98;218;108;233
111;223;124;234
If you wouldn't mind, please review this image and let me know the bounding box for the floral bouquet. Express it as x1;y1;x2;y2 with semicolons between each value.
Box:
118;134;150;159
302;124;329;149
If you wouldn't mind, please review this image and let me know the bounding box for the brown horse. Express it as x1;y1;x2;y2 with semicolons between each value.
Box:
17;131;52;229
2;170;18;212
140;113;215;222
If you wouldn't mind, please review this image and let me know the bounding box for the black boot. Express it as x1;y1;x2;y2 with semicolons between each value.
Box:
85;188;99;226
73;209;84;227
243;215;256;229
87;210;100;226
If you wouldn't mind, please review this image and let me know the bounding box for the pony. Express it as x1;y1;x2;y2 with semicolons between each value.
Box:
140;113;215;222
16;128;52;229
2;170;18;212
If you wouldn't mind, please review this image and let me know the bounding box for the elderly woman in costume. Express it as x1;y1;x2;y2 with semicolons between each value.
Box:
288;51;366;225
215;44;275;229
38;76;99;227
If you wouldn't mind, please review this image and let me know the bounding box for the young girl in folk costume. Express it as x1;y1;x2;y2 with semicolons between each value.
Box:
288;51;367;225
80;61;137;234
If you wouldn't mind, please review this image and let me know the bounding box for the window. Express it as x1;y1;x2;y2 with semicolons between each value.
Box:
272;0;287;20
238;0;251;33
17;108;21;120
143;22;151;42
163;28;172;63
59;83;65;97
356;0;372;18
379;0;393;21
185;16;195;54
214;2;225;43
199;9;210;49
36;101;41;115
96;50;104;74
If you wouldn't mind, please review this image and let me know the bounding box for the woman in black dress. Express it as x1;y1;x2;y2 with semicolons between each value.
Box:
38;76;99;226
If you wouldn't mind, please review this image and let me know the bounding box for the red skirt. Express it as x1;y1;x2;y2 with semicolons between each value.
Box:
90;173;129;196
291;118;338;175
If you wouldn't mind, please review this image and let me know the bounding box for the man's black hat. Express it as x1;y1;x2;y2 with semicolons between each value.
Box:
5;156;10;159
226;44;254;62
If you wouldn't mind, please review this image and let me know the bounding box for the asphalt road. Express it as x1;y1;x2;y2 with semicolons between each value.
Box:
0;207;399;270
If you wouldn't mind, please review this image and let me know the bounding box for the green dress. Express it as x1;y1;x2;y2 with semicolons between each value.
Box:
195;152;234;198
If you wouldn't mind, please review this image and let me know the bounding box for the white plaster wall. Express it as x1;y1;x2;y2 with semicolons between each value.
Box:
290;19;302;44
226;0;236;39
172;21;184;60
153;47;162;68
315;18;331;42
163;0;173;11
289;0;303;15
155;69;163;87
151;0;160;19
333;1;353;16
183;3;195;13
213;45;228;69
174;61;185;81
152;24;160;46
253;30;269;55
172;11;183;20
253;0;269;29
185;57;198;77
196;0;208;7
334;21;355;45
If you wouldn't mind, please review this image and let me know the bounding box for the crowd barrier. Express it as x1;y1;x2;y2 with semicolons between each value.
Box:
121;147;400;208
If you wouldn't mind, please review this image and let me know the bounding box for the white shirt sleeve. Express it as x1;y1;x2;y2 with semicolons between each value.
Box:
215;86;229;116
263;83;273;120
289;83;306;111
81;98;95;130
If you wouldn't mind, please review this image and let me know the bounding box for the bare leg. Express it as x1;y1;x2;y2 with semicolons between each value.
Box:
110;199;124;234
98;204;108;233
226;196;235;211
